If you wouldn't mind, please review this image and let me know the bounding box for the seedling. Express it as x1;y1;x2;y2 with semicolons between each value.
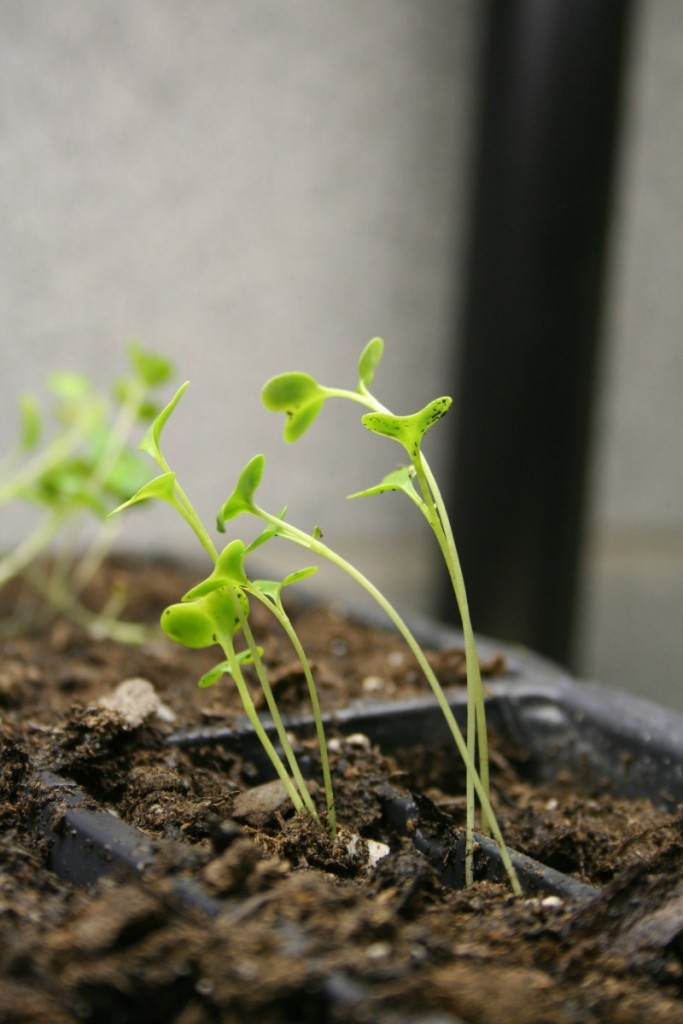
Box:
218;452;520;894
0;344;174;641
262;339;490;884
110;386;335;836
113;376;520;892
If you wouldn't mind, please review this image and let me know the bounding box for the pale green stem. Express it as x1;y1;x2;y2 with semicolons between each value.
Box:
22;565;149;643
253;506;521;894
0;510;68;590
421;459;490;832
325;385;491;837
149;452;218;562
215;616;307;815
249;586;336;837
0;420;90;506
235;596;320;822
143;483;312;814
87;378;147;493
70;376;148;593
410;457;479;858
71;518;122;595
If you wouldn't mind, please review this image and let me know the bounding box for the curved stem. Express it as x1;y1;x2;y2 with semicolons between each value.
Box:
0;510;68;590
235;596;319;821
324;384;491;835
214;617;306;815
249;586;336;837
253;506;521;894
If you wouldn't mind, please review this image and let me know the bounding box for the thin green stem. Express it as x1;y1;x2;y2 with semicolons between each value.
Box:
325;384;490;836
214;616;307;815
420;459;490;828
249;586;336;837
253;505;521;894
0;510;68;590
152;452;218;562
0;412;98;506
151;480;314;819
410;456;477;857
235;596;320;822
22;565;149;643
89;377;146;494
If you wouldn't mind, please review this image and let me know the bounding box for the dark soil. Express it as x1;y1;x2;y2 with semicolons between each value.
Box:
1;558;682;1023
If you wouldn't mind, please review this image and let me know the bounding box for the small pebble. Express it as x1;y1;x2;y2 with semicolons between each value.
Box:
362;675;385;693
98;678;176;727
540;895;564;908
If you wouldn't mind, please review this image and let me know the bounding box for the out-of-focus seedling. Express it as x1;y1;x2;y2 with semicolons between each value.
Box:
0;344;173;641
112;373;519;891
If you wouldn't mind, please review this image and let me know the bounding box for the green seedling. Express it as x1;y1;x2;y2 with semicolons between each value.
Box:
0;344;174;641
112;375;519;892
217;451;520;894
110;386;335;836
262;339;490;886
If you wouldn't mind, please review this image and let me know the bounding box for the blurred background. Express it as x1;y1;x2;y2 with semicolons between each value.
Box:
1;1;682;707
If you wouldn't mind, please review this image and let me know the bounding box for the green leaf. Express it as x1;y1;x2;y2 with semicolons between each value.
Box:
284;398;325;442
183;540;249;599
108;470;178;516
261;372;327;442
245;507;288;554
216;454;265;530
253;565;318;606
162;588;249;648
361;396;452;460
357;337;384;392
215;539;249;585
348;465;421;506
138;381;190;469
28;461;107;514
102;450;154;502
18;395;41;451
197;661;230;688
161;600;218;649
197;648;263;688
281;565;318;587
48;372;91;401
128;342;174;386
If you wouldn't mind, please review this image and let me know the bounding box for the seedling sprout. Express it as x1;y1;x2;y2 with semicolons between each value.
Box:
110;386;335;836
262;339;491;885
113;363;520;892
0;344;174;641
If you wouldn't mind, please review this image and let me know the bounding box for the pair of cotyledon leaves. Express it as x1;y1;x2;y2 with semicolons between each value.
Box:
261;337;451;466
9;344;173;514
159;535;317;689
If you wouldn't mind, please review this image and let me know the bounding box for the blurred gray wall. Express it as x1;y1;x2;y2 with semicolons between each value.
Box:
1;2;682;707
1;0;476;610
577;0;683;710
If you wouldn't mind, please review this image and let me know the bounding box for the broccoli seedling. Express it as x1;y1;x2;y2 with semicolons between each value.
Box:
262;339;491;886
113;371;519;892
0;344;174;641
110;385;335;836
218;451;520;894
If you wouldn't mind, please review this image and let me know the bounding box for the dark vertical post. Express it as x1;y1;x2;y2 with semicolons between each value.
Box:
446;0;635;665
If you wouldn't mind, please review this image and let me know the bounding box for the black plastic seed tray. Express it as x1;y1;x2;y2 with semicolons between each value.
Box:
34;620;683;910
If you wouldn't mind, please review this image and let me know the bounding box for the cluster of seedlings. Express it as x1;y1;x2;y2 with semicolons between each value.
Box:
1;339;519;891
111;338;520;892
